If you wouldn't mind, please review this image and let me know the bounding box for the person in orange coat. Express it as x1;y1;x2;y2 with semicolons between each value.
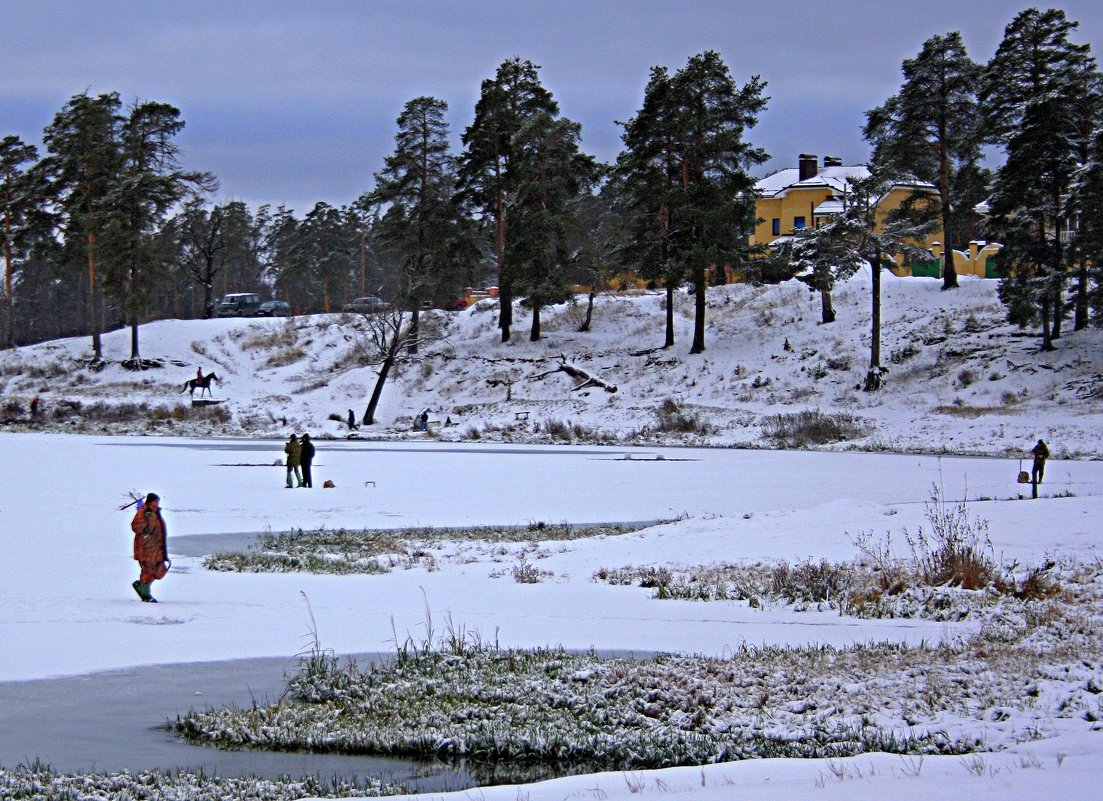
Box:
131;493;169;602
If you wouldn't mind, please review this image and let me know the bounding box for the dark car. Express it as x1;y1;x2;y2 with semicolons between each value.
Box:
216;293;263;317
256;300;293;317
343;295;389;313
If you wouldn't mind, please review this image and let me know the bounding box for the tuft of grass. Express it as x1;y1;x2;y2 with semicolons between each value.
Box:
651;398;713;435
760;409;869;447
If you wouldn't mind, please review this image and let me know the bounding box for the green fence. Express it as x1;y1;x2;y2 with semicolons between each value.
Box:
911;259;941;278
985;256;1001;278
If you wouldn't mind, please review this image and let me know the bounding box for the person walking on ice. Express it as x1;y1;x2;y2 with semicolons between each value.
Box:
1032;439;1049;484
131;493;169;603
284;434;303;488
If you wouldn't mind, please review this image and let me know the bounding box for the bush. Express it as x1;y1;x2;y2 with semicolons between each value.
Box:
760;410;869;447
956;368;977;388
890;343;920;364
653;399;712;435
904;484;997;590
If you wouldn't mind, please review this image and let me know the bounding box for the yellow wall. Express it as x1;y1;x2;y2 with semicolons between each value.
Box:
751;188;834;246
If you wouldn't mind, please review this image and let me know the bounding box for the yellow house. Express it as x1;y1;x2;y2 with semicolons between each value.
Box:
751;154;944;272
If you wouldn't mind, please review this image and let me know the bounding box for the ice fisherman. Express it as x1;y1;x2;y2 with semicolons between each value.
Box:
1031;439;1049;484
285;434;304;488
131;493;169;603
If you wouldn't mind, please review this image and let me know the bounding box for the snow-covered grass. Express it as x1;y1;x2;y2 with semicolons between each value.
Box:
0;762;401;799
203;522;649;575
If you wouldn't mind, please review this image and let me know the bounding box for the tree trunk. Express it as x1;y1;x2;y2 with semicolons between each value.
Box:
1040;295;1054;351
407;306;420;355
664;283;675;348
578;286;595;332
363;354;395;425
499;282;512;343
130;321;140;360
1051;281;1063;341
1074;261;1088;330
865;250;883;392
939;151;959;290
689;266;705;354
820;289;836;324
87;233;103;361
530;301;541;341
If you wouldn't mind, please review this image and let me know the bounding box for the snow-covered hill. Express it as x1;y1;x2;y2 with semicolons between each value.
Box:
1;271;1100;457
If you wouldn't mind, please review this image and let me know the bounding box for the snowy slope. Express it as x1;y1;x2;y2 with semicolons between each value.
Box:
1;273;1100;457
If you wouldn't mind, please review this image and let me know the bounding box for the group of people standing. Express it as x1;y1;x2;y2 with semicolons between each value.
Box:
284;433;316;488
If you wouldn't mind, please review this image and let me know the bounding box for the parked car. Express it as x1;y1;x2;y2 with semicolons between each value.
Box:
255;300;293;317
343;295;389;313
216;293;262;317
424;296;467;311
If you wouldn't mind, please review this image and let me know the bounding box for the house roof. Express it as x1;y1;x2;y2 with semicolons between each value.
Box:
754;165;935;201
814;197;845;216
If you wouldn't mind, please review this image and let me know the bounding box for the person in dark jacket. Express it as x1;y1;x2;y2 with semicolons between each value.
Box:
1031;439;1049;484
347;409;358;432
300;433;316;488
284;434;303;488
131;493;168;602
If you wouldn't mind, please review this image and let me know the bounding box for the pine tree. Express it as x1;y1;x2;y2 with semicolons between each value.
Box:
176;198;227;318
0;136;40;348
101;100;214;360
864;31;983;290
981;7;1100;350
42;91;124;362
617;66;683;348
457;58;558;343
372;96;466;352
507;110;598;341
1071;125;1103;324
671;52;768;354
618;54;767;354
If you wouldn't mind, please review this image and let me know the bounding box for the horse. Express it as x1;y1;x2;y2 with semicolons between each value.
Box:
181;372;221;398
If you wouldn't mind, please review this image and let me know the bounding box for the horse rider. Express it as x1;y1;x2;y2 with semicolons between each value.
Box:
196;366;204;383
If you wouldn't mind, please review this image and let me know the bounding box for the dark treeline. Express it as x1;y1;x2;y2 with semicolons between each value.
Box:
2;7;1102;361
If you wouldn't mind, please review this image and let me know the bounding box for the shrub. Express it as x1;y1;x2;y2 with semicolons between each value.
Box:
653;399;712;435
903;484;996;590
760;410;869;447
956;368;977;388
890;343;920;364
825;355;851;371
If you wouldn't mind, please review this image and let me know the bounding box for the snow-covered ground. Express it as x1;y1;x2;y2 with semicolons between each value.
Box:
1;276;1102;800
0;273;1100;456
1;433;1102;800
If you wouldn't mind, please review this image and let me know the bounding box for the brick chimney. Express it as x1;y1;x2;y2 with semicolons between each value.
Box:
798;154;818;181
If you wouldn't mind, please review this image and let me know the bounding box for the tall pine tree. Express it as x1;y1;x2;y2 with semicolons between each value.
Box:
864;31;983;290
507;110;598;341
457;57;558;342
42;92;124;362
982;7;1099;350
618;54;767;353
0;136;41;348
617;66;684;348
101;100;214;360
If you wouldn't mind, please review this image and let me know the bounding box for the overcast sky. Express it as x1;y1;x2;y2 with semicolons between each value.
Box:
2;0;1100;213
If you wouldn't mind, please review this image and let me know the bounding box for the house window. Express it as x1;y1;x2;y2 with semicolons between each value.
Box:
772;218;781;236
793;216;806;230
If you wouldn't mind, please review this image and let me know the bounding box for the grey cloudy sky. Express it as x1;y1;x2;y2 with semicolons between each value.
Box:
3;0;1100;213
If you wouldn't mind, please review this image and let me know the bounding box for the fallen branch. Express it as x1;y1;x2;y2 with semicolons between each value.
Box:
531;355;618;393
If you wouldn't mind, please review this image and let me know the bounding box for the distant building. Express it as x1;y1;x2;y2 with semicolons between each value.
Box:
751;154;945;274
